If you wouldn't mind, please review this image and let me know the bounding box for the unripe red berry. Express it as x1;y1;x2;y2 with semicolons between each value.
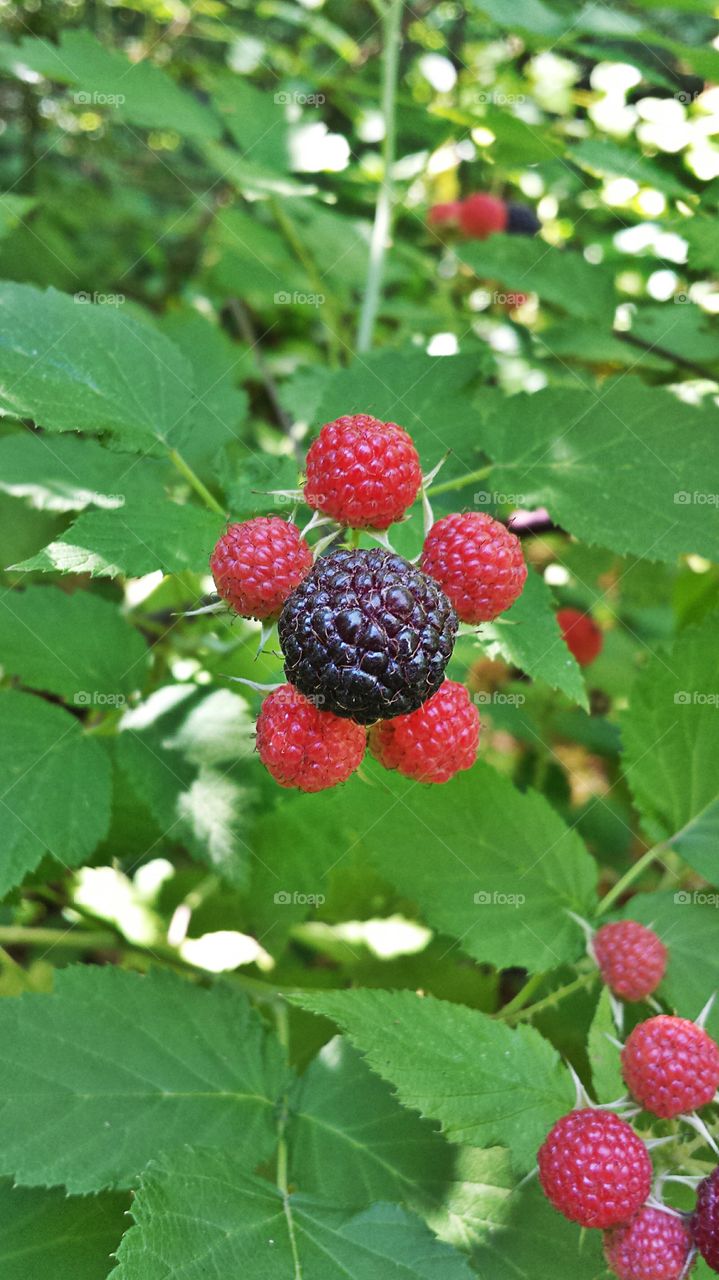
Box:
603;1206;694;1280
421;511;527;623
210;517;312;620
458;193;508;239
256;685;366;792
557;607;603;666
304;414;422;531
369;679;479;783
593;921;668;1002
621;1015;719;1119
538;1108;652;1229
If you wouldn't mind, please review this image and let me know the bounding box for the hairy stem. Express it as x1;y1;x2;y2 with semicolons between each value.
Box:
167;447;226;516
356;0;403;353
500;970;598;1023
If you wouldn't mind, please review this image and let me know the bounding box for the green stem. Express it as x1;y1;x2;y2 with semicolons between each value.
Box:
270;198;341;368
356;0;403;353
596;844;666;917
428;464;493;499
0;925;116;949
497;970;546;1019
274;1002;302;1279
167;448;226;516
500;970;598;1023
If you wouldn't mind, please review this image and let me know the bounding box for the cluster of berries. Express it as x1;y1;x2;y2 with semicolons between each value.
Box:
210;414;528;792
428;192;541;239
538;918;719;1278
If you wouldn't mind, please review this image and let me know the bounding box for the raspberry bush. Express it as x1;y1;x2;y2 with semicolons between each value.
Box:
0;0;718;1276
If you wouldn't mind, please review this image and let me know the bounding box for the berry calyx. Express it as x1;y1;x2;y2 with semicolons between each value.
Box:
210;517;313;620
621;1015;719;1119
256;685;366;792
604;1206;694;1280
278;548;457;725
420;511;527;623
458;193;508;239
538;1108;652;1229
693;1166;719;1273
303;414;422;531
506;202;541;236
557;607;603;666
368;679;480;783
593;921;668;1003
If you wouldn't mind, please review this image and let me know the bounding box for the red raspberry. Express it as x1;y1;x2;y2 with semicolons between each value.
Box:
557;607;603;667
420;512;527;623
538;1108;652;1229
428;201;462;227
210;517;312;620
693;1166;719;1272
256;685;366;792
304;414;422;531
621;1016;719;1119
368;679;479;783
593;921;668;1003
458;193;508;239
604;1206;694;1280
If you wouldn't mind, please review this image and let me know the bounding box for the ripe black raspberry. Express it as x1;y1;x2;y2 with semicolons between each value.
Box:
506;202;541;235
278;548;457;724
693;1165;719;1273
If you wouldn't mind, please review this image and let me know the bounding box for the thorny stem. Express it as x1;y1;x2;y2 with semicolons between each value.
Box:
356;0;403;353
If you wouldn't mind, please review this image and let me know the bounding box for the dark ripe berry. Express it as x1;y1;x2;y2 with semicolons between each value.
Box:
458;193;508;239
538;1108;652;1229
603;1206;694;1280
593;921;668;1002
621;1015;719;1119
303;414;422;531
557;607;603;666
369;679;480;783
421;511;527;623
278;548;457;725
693;1165;719;1273
256;685;366;792
210;517;312;620
505;202;541;236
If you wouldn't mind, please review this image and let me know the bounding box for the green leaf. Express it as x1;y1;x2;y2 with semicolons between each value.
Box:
0;1179;128;1280
289;1036;452;1208
0;434;156;513
111;1150;475;1280
158;309;250;462
13;497;225;578
0;31;220;141
457;236;616;320
469;1177;604;1278
0;194;35;239
622;891;719;1038
630;303;719;368
477;569;587;708
620;616;719;879
0;586;149;701
479;383;719;563
0;284;192;450
0;967;289;1192
290;988;575;1172
0;689;111;896
570;137;691;196
587;988;624;1103
253;764;595;970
